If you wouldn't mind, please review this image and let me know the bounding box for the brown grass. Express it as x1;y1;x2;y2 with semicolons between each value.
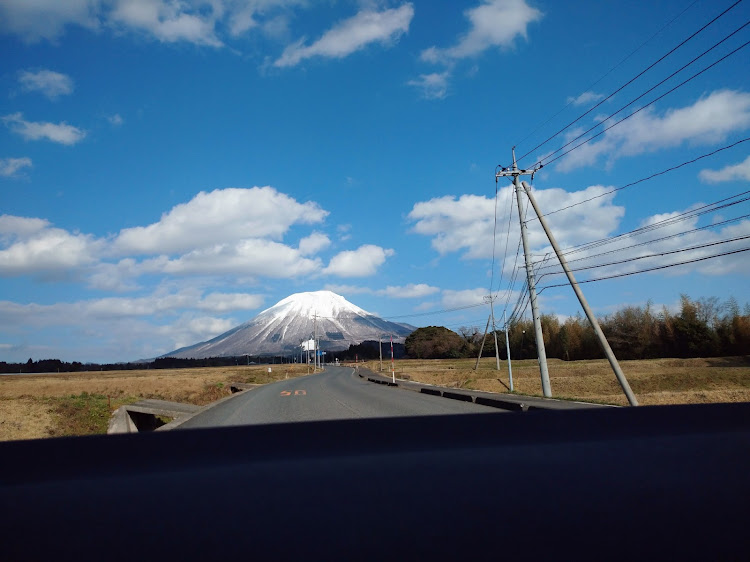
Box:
0;364;310;441
0;399;56;441
364;356;750;406
3;357;747;441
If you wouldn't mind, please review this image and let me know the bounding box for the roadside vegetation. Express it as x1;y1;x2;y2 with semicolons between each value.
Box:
364;356;750;406
0;364;309;441
404;296;750;362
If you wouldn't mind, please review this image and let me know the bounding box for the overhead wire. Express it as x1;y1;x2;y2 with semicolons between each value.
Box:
537;247;750;293
516;0;745;165
492;175;517;301
537;190;750;261
534;20;750;168
526;137;750;223
538;37;750;169
535;213;750;271
489;182;500;297
514;0;700;151
536;234;750;281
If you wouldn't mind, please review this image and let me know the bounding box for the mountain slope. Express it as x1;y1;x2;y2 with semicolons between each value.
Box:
164;291;415;358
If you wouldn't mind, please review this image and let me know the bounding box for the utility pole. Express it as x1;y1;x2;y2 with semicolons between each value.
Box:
379;335;383;372
391;334;396;384
496;148;552;397
313;313;318;372
520;180;638;406
488;296;501;371
473;315;492;370
504;310;513;392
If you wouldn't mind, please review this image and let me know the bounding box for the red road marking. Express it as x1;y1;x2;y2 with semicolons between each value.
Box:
280;389;307;396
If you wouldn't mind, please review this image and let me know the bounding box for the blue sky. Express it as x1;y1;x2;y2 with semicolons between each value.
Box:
1;0;749;362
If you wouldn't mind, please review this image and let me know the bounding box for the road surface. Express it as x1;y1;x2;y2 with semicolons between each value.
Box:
179;365;501;428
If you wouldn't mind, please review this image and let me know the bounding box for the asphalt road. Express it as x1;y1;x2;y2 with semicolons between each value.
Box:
179;366;502;428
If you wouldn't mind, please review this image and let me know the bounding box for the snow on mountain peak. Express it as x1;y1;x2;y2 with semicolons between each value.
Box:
259;290;370;321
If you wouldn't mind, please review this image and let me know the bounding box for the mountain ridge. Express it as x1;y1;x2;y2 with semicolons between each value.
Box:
163;290;415;358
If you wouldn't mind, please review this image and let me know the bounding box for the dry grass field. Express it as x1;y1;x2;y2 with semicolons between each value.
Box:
363;356;750;406
0;364;309;441
1;357;748;441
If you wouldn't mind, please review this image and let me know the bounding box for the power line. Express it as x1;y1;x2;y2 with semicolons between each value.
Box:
535;213;750;270
493;180;516;299
499;194;530;317
516;0;745;165
537;234;750;280
526;137;750;223
514;0;700;152
537;247;750;293
538;37;750;169
489;183;500;296
550;190;750;259
534;21;750;168
383;302;486;320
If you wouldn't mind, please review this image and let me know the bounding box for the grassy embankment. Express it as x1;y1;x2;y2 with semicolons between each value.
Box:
0;364;309;441
363;356;750;406
2;357;749;441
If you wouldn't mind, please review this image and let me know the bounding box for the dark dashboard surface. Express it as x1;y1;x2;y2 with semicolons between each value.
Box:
1;402;748;561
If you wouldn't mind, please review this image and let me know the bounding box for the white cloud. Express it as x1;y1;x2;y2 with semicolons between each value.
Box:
0;290;261;358
420;0;542;64
527;204;750;289
110;0;223;47
108;113;124;126
274;3;414;67
0;0;305;47
324;244;394;277
18;69;74;99
378;283;440;298
0;0;99;42
299;232;330;256
557;89;750;172
0;185;397;286
196;292;265;313
337;223;352;241
441;288;488;308
87;259;142;291
0;215;50;237
163;314;239;350
699;155;750;184
0;289;262;323
0;215;101;276
0;157;32;178
323;283;373;295
567;91;603;106
407;71;450;100
113;186;328;255
408;185;625;265
150;238;323;277
2;112;86;145
322;282;441;299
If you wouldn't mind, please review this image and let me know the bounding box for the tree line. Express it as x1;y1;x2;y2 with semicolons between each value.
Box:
0;354;297;374
4;295;747;372
405;295;750;361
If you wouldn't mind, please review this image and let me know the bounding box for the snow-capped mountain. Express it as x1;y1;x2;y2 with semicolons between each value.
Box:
164;291;415;358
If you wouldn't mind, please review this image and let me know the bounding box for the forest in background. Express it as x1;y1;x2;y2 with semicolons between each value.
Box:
405;295;750;360
3;295;748;372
